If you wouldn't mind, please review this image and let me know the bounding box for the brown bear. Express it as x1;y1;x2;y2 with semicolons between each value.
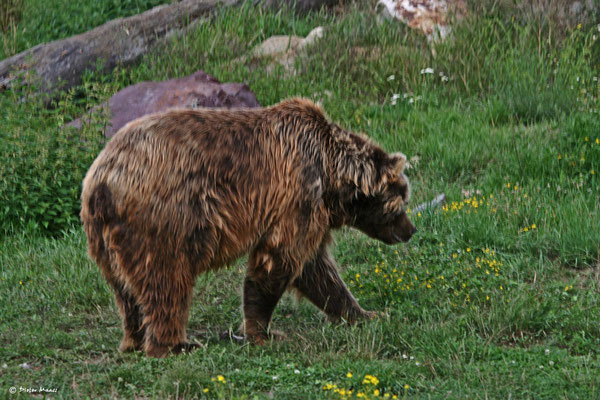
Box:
80;98;416;357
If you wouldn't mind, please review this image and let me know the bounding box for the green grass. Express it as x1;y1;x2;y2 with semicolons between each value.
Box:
1;2;599;398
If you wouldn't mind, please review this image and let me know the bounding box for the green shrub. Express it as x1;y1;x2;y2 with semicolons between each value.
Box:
0;82;107;236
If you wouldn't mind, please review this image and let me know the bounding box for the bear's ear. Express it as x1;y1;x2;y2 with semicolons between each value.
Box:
390;152;407;175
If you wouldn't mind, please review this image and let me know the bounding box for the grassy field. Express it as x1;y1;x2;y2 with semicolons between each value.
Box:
1;1;599;398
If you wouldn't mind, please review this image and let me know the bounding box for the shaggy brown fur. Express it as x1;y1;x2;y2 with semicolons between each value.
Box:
81;98;416;357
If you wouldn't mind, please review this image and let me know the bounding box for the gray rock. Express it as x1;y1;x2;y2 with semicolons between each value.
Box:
68;71;260;137
0;0;241;97
247;26;324;74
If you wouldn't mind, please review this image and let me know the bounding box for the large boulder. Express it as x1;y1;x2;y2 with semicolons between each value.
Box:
0;0;241;97
68;70;260;137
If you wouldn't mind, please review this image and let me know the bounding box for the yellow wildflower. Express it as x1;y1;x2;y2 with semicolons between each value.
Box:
347;372;353;378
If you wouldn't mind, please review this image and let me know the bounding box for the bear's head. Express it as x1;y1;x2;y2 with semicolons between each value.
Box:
347;152;416;244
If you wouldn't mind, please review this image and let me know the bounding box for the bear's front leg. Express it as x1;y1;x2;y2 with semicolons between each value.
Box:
292;245;374;324
243;247;295;344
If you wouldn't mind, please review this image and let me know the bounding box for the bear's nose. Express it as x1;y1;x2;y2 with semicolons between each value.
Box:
411;226;417;235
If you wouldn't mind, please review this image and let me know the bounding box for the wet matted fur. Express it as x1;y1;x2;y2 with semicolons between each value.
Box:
81;98;416;357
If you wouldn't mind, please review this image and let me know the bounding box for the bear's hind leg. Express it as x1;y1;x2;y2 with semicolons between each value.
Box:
110;281;145;352
91;242;145;352
131;251;196;358
243;248;295;344
292;247;373;324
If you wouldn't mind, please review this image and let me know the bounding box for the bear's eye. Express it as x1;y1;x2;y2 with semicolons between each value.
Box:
384;196;405;216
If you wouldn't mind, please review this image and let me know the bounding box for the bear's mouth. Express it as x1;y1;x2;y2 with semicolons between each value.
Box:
382;231;406;245
391;230;414;244
391;232;403;243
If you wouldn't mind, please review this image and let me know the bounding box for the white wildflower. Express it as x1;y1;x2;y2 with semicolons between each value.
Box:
420;67;434;74
387;75;395;81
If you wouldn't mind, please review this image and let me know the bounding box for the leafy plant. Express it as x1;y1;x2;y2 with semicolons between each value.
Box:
0;80;107;236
